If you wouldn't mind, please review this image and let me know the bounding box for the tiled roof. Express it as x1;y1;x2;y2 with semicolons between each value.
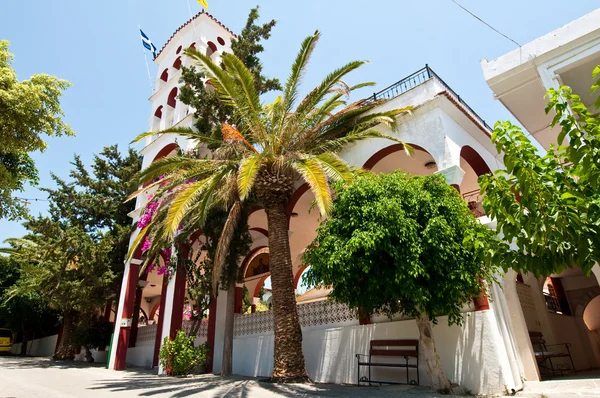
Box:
155;10;237;60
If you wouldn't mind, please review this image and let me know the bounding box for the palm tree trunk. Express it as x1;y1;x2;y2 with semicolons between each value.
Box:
416;313;451;392
54;310;78;360
221;276;236;376
264;201;308;382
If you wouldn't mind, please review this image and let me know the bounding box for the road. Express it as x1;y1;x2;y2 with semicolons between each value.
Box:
0;356;444;397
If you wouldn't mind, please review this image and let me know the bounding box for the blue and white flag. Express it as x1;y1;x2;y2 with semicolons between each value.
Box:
140;29;157;58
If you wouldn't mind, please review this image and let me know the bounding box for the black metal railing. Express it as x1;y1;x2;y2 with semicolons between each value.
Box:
366;65;492;133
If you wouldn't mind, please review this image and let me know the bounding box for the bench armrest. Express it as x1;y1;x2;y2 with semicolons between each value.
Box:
355;354;369;360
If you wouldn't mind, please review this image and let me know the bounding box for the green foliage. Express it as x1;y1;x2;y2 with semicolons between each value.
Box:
159;330;210;376
72;318;113;351
480;68;600;276
304;172;499;325
0;255;60;338
1;145;140;351
0;40;74;220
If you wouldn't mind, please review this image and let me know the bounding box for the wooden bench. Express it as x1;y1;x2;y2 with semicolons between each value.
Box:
356;339;419;386
529;331;575;378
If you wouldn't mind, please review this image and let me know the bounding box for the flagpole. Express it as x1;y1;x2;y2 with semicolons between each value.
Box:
138;25;154;94
186;0;199;40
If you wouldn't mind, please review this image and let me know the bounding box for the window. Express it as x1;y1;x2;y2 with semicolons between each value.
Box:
176;45;182;54
160;68;169;82
173;56;182;70
206;41;217;58
543;277;572;315
217;37;225;46
167;87;178;108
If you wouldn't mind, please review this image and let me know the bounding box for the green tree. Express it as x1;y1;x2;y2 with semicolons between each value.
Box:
0;255;60;356
304;172;499;391
131;30;410;381
0;40;74;220
2;145;140;359
480;68;600;277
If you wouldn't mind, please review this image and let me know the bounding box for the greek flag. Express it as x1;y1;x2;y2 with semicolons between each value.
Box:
140;29;157;58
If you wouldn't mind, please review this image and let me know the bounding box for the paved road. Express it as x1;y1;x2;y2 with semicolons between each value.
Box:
0;356;445;398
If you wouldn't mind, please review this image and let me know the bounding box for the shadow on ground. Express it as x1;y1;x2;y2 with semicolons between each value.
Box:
90;372;436;397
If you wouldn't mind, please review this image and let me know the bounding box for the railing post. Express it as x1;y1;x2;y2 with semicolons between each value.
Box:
425;64;432;79
372;93;377;101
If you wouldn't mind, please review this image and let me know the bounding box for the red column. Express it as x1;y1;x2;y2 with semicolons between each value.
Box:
152;275;168;367
234;286;243;314
129;273;148;348
114;263;140;371
206;296;217;373
169;245;188;340
473;293;490;311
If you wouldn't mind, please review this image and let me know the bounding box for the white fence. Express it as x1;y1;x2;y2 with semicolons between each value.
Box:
11;334;58;357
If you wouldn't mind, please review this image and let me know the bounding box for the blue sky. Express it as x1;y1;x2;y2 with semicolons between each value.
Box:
1;1;598;244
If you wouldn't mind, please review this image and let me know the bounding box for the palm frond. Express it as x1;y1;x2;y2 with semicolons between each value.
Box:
282;31;321;113
290;158;332;215
310;128;413;156
131;126;221;146
312;152;355;184
211;200;242;295
238;153;262;200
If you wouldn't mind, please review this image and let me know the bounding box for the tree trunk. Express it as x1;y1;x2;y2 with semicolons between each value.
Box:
416;313;451;392
264;201;308;382
20;327;32;356
221;276;236;376
53;310;78;360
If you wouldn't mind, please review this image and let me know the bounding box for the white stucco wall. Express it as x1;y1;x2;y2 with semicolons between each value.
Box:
231;310;517;395
11;334;58;357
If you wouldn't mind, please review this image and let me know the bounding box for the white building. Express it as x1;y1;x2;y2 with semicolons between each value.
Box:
101;9;600;396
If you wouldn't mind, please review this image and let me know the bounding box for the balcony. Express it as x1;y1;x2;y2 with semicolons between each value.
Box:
364;65;492;133
462;189;486;218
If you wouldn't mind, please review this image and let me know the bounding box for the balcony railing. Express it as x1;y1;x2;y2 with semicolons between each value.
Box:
365;65;492;133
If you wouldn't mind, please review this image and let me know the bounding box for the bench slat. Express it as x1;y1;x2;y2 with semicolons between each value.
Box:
358;362;418;368
370;349;417;357
370;339;418;347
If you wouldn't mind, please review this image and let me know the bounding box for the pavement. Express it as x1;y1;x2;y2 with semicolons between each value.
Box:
0;356;451;398
2;356;600;397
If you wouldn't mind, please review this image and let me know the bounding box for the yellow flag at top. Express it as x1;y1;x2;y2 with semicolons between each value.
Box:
197;0;208;9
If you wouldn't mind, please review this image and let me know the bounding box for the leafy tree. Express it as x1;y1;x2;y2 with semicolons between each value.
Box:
0;40;74;220
4;223;116;359
304;172;499;391
0;255;60;356
2;145;140;359
72;318;113;362
131;30;410;381
480;68;600;277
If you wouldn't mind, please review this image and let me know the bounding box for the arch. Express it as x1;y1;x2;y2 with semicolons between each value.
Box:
142;143;180;188
160;69;169;82
206;41;217;57
460;145;491;177
288;184;310;217
176;45;182;55
173;56;182;70
362;143;428;170
154;105;163;119
294;265;309;290
574;286;600;318
241;246;269;278
583;295;600;330
149;302;160;321
167;87;178;108
249;227;268;238
217;37;226;46
188;42;196;50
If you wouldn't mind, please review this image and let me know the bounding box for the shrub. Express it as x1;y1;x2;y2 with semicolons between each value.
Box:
159;329;210;376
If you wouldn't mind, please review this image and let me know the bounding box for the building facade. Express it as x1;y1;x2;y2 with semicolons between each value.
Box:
105;9;600;395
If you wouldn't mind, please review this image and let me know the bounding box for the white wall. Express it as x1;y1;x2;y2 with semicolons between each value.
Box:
231;310;516;396
11;334;58;357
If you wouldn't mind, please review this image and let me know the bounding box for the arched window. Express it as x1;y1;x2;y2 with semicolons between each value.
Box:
217;37;225;46
154;105;163;119
160;68;169;82
167;87;178;108
173;56;182;70
188;43;196;50
206;41;217;58
176;45;182;54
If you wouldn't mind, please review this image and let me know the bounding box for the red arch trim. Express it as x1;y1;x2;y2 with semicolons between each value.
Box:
294;265;309;290
149;303;160;320
249;227;268;238
460;145;491;176
160;69;169;82
241;246;268;278
362;143;427;170
253;275;270;298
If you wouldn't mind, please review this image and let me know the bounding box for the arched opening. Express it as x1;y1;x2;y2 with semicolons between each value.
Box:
362;143;434;175
154;105;163;119
160;69;169;82
188;42;196;50
459;146;492;216
142;143;180;188
217;37;226;46
240;247;271;313
167;87;178;108
176;45;182;55
173;56;182;70
206;41;218;58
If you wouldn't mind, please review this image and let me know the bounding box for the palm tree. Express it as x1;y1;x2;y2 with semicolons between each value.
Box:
129;30;412;381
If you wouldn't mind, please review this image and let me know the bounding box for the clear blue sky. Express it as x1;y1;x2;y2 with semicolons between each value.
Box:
1;1;598;243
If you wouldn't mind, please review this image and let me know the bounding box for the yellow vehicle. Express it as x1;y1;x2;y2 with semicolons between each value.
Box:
0;328;13;353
